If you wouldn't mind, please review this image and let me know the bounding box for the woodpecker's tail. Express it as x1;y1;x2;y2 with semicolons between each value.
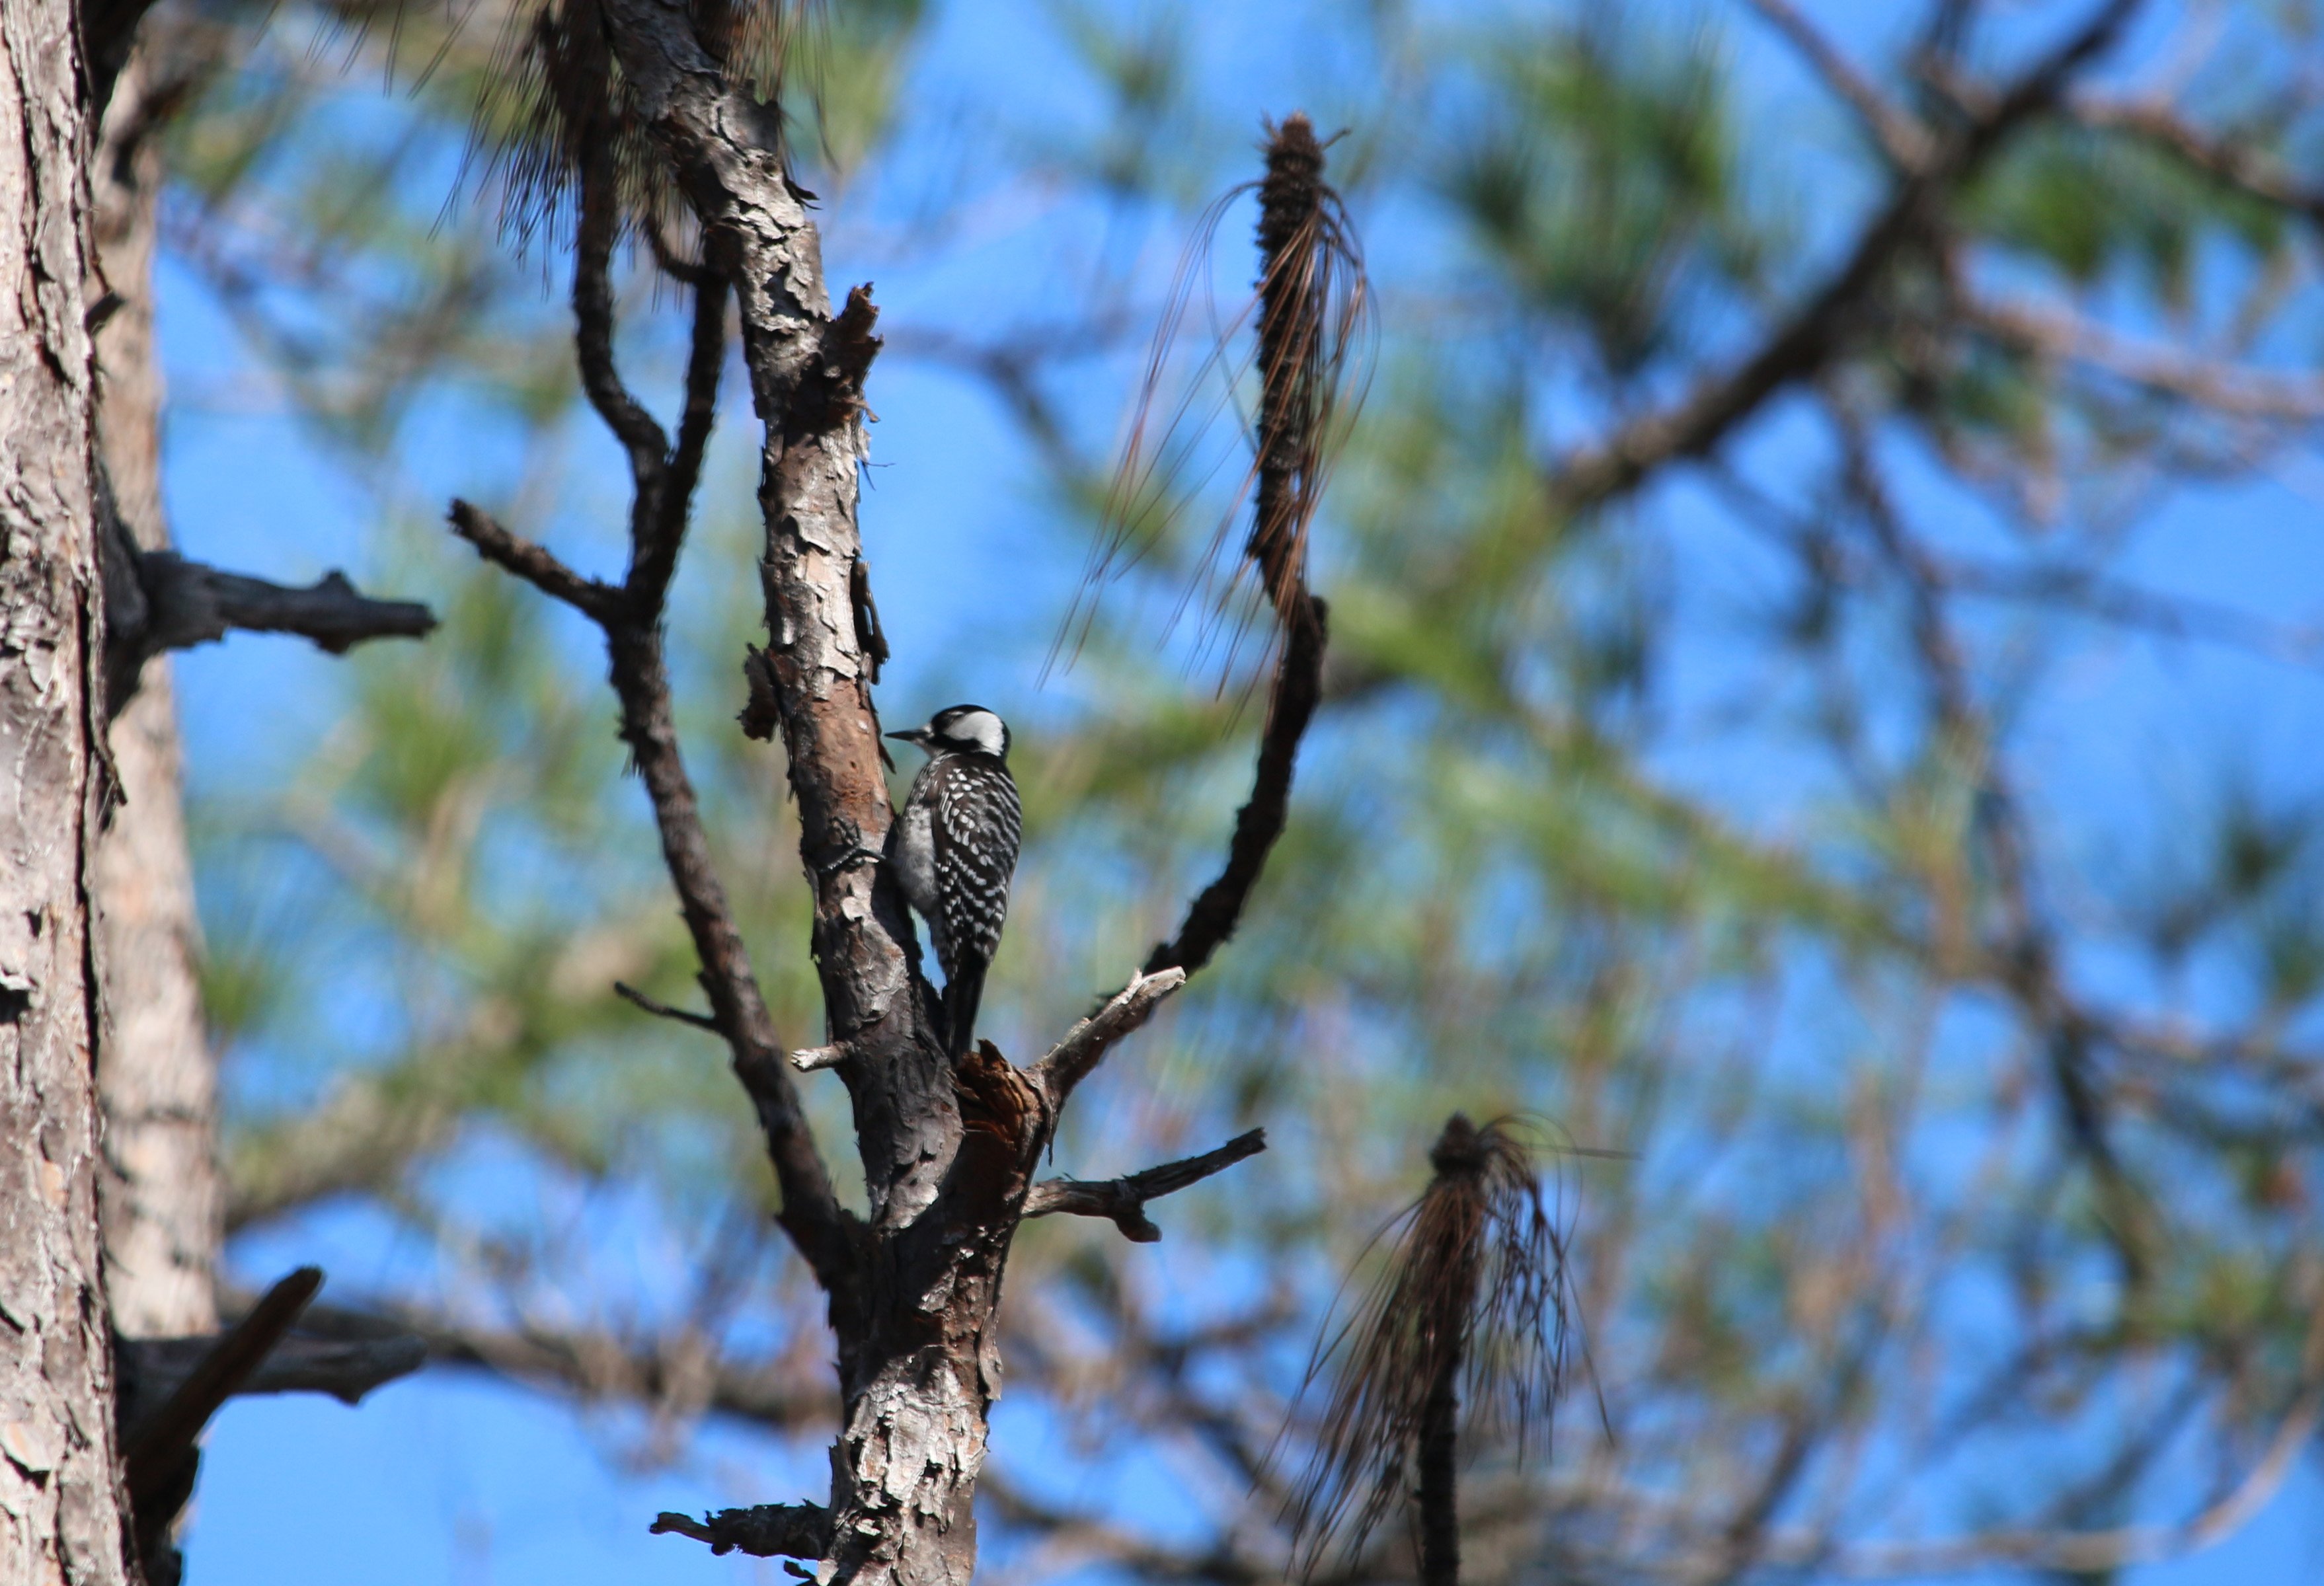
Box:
943;958;988;1059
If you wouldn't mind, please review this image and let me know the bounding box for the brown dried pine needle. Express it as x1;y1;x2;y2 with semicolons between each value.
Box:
1281;1114;1574;1577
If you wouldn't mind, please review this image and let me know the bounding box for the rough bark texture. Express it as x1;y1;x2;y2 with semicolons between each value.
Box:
594;10;984;1581
91;36;221;1345
0;0;137;1578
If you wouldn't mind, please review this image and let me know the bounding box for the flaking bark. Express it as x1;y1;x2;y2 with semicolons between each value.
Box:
0;0;138;1578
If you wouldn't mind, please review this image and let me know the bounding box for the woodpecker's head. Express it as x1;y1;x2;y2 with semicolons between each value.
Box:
888;704;1010;763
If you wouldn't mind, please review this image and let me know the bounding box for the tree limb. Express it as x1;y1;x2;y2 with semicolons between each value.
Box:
2071;96;2324;229
614;979;723;1033
652;1502;832;1560
1142;599;1327;979
120;1267;325;1569
117;1332;422;1415
1030;967;1188;1109
1549;0;2146;511
102;505;436;714
446;498;621;621
1023;1129;1266;1242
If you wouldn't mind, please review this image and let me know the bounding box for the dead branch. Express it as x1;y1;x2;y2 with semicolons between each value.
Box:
101;476;436;712
651;1503;833;1559
1142;114;1351;979
1030;967;1188;1108
446;290;851;1297
284;1295;836;1431
1142;600;1327;979
446;498;621;621
1023;1129;1266;1242
120;1267;324;1568
117;1332;422;1414
614;979;723;1034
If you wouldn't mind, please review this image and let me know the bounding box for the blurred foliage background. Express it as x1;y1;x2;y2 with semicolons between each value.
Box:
141;0;2324;1579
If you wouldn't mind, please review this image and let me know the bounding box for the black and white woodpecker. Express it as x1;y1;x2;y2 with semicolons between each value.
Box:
885;704;1023;1057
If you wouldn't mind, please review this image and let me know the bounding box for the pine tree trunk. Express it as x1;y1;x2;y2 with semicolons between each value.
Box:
1416;1350;1461;1586
91;30;221;1344
0;0;139;1577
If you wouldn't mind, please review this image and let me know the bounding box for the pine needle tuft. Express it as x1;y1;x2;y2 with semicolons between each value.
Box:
1282;1114;1575;1577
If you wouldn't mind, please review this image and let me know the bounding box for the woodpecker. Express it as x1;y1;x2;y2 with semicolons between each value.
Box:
886;704;1023;1057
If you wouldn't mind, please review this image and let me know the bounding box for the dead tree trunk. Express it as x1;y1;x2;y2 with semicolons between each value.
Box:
440;14;1325;1586
91;30;221;1345
0;0;138;1577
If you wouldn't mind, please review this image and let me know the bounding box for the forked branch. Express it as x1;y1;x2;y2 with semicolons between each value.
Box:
442;159;851;1296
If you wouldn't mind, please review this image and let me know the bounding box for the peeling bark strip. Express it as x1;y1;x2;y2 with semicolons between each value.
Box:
0;0;137;1578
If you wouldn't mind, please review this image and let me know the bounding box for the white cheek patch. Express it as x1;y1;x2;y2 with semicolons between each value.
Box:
949;709;1006;757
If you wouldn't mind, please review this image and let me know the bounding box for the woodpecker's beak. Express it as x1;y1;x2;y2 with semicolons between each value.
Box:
885;727;929;747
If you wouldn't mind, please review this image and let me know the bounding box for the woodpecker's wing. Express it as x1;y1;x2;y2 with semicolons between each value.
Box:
930;754;1023;979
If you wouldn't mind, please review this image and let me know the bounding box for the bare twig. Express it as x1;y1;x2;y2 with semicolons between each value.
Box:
1024;1129;1266;1242
614;979;722;1034
1029;967;1188;1108
446;498;621;620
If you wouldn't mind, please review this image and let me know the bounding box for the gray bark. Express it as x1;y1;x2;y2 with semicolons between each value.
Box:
91;34;221;1345
0;0;138;1577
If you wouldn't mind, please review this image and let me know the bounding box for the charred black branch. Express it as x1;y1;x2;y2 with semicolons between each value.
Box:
1142;600;1326;978
118;1331;422;1417
444;184;853;1302
102;517;435;715
652;1501;833;1559
119;1268;328;1577
1024;1128;1266;1242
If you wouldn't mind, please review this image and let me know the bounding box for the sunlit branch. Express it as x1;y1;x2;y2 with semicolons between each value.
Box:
1029;967;1188;1108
